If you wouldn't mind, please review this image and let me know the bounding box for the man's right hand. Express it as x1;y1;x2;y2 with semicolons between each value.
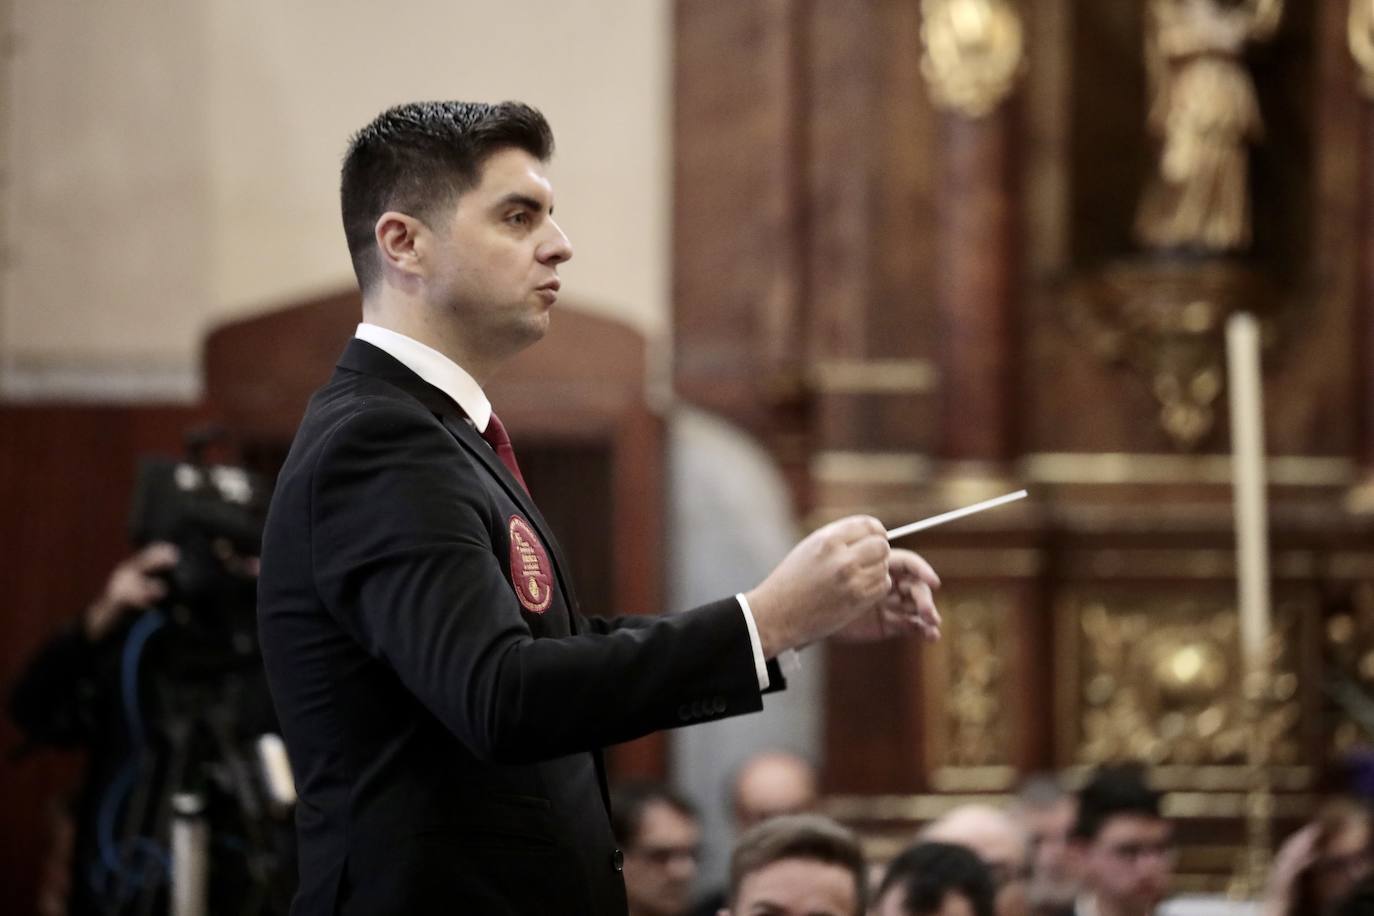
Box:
83;542;180;641
744;516;892;658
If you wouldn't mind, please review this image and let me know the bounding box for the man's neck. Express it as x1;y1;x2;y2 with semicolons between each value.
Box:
361;301;494;385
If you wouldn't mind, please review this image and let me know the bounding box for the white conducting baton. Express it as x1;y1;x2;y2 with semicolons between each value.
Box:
885;490;1028;540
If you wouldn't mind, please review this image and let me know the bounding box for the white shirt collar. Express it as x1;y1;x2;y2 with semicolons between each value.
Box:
354;323;491;433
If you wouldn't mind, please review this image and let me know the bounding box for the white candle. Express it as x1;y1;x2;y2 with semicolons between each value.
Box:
1226;313;1271;671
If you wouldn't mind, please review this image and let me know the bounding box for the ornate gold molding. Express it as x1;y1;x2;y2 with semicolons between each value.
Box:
1055;548;1319;582
1058;763;1313;793
911;549;1042;580
809;358;938;395
1353;0;1374;99
810;450;1353;487
1023;452;1353;487
930;765;1018;793
920;0;1026;118
811;451;933;486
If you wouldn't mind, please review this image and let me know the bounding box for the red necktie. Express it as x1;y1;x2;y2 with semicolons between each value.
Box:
481;412;529;494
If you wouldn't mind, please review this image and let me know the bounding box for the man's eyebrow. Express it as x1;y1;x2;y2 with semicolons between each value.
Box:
494;192;551;214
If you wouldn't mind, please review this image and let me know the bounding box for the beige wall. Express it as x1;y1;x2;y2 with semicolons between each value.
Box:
0;0;671;399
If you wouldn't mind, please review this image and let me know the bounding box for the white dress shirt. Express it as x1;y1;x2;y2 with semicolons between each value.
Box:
354;322;779;690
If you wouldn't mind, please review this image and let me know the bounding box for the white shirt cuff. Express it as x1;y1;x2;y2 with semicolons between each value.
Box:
735;593;800;690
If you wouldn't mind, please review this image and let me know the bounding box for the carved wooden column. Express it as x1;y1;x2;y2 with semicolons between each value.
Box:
921;0;1025;465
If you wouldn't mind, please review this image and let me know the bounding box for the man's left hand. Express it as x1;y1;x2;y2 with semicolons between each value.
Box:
832;549;941;643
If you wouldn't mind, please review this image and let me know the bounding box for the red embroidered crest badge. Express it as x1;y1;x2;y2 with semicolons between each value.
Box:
508;515;554;614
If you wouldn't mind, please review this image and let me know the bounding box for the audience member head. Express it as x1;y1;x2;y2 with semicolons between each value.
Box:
340;100;555;293
921;804;1030;916
1068;763;1172;916
723;814;866;916
611;782;702;916
874;841;997;916
732;751;820;830
1012;774;1079;912
1299;798;1374;915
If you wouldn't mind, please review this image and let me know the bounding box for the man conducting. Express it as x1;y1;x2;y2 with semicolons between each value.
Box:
258;100;942;915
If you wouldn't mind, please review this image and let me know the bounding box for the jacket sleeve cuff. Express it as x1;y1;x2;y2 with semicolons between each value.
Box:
735;593;800;692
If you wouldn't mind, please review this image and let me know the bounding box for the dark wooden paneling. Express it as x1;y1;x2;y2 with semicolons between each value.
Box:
672;0;813;491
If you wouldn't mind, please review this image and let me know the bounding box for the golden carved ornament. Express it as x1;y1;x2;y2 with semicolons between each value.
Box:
1065;259;1278;450
925;596;1012;771
1325;583;1374;758
919;0;1026;118
1354;0;1374;99
1059;594;1309;772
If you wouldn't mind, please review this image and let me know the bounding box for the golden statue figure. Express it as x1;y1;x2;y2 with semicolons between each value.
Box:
1134;0;1283;253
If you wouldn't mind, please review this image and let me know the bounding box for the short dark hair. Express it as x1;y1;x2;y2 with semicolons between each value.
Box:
728;815;867;915
1072;763;1163;841
878;842;996;916
609;781;697;848
339;100;554;290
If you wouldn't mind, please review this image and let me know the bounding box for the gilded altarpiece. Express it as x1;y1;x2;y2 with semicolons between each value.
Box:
674;0;1374;890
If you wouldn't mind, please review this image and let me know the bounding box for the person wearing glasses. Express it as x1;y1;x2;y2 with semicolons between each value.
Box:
612;783;704;916
1053;764;1173;916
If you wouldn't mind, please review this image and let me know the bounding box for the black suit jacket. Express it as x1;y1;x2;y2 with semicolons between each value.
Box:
259;339;781;915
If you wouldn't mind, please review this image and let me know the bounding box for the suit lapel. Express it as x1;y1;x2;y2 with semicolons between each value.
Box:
337;339;582;632
439;417;583;632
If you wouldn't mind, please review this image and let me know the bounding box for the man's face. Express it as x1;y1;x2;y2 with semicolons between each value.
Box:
726;858;858;916
623;801;701;916
421;146;572;362
1023;799;1077;907
1077;815;1173;914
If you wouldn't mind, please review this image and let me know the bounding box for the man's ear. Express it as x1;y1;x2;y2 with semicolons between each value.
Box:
373;211;427;280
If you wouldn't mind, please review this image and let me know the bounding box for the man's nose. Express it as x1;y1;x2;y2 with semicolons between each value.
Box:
540;220;573;265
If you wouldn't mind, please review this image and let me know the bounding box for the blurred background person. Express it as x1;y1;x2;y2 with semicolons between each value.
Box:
1262;798;1374;916
733;750;819;830
9;544;180;916
873;840;997;916
1059;764;1173;916
720;814;865;916
923;804;1031;916
694;749;820;914
1013;774;1080;915
614;782;706;916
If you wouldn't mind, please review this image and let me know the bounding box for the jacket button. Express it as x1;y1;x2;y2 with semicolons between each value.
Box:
678;704;691;721
713;696;727;713
613;848;624;872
